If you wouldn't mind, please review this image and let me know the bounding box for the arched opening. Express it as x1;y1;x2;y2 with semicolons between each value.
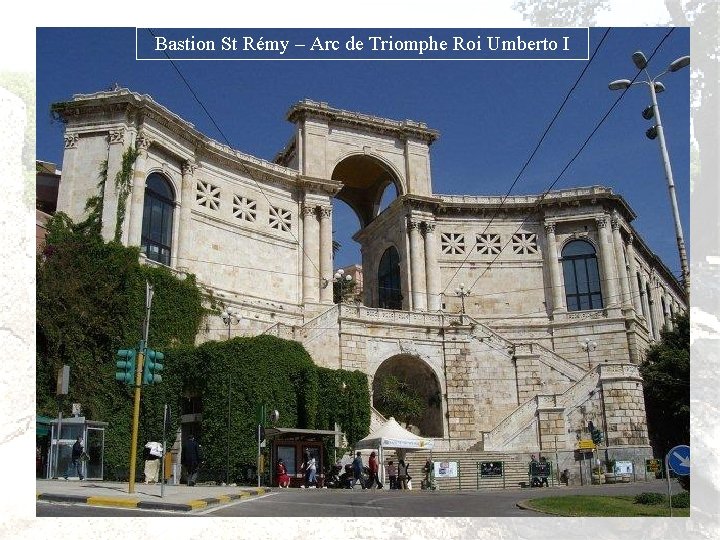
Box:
141;173;175;266
378;246;402;309
561;240;603;311
331;154;402;228
372;355;443;437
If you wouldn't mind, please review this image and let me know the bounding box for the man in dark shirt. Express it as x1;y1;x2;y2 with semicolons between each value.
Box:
64;435;84;480
181;435;202;486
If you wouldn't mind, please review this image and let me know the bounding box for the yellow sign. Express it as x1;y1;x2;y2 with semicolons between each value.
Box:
577;439;596;450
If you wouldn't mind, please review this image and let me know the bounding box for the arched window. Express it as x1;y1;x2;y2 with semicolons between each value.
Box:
561;240;603;312
378;246;402;309
141;173;175;266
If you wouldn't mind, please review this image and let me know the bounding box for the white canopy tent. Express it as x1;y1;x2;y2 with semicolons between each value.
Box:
354;417;434;486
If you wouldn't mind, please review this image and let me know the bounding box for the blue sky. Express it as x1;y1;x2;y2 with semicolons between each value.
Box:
37;27;690;279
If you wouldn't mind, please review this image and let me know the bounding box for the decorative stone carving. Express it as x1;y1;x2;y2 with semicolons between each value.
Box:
302;204;318;216
544;222;556;234
319;206;332;220
108;128;125;145
64;133;79;149
136;133;152;151
422;222;436;234
269;206;292;232
440;232;465;255
181;160;197;177
595;216;608;228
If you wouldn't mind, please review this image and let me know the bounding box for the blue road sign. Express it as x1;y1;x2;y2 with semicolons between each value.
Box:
667;445;690;476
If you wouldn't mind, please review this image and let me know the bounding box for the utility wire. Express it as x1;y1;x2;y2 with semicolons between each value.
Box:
465;28;676;295
146;28;323;279
442;28;612;294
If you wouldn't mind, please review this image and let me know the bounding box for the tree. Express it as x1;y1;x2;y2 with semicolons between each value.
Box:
373;375;426;426
640;312;690;460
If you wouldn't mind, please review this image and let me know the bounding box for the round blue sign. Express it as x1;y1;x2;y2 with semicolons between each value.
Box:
667;445;690;476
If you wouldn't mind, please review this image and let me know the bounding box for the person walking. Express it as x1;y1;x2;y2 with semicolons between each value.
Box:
181;435;202;486
367;451;384;489
143;441;162;484
63;435;84;480
397;458;410;490
386;460;398;490
422;458;436;490
352;451;365;489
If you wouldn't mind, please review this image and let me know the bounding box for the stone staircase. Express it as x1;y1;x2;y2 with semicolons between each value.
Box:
380;449;552;491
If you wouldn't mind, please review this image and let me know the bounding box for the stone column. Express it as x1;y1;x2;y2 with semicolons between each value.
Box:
127;132;152;247
543;221;565;314
319;205;334;304
176;160;197;270
423;222;441;311
639;273;654;338
408;218;427;311
625;235;643;315
596;216;618;308
611;214;632;311
302;203;320;303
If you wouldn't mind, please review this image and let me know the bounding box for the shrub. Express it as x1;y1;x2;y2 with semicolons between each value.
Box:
671;491;690;508
634;492;666;505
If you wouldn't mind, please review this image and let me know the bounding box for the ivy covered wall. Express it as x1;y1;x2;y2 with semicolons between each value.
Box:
37;214;371;482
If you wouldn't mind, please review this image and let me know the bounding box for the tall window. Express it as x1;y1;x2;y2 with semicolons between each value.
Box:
561;240;603;311
378;246;402;309
141;173;175;266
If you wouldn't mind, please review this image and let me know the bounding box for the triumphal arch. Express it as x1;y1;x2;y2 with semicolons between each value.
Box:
53;89;686;467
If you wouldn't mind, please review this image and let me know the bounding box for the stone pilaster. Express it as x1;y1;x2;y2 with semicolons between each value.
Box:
101;128;128;242
625;235;644;316
176;159;197;269
408;218;427;311
319;205;334;303
639;272;654;338
423;222;441;311
543;221;565;314
127;132;152;247
537;404;567;452
302;203;320;303
611;214;632;311
596;216;618;308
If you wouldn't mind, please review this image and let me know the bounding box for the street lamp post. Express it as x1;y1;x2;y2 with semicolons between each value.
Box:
334;268;353;304
582;338;597;369
220;307;240;485
221;308;240;340
609;52;690;297
454;283;471;324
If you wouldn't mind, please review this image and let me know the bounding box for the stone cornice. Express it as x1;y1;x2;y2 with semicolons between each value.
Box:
286;99;439;144
298;175;343;197
52;87;300;185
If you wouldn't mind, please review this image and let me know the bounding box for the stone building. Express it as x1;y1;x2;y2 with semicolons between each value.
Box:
51;88;685;469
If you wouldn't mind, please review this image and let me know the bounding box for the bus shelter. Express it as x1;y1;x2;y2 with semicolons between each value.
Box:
46;416;108;480
265;427;343;488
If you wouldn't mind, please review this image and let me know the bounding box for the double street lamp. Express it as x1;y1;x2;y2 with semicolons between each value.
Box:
609;51;690;297
454;282;471;324
334;268;353;303
582;338;597;369
221;307;240;340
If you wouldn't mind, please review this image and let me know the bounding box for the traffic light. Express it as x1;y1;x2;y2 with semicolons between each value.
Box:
115;349;136;384
142;348;165;384
591;428;604;445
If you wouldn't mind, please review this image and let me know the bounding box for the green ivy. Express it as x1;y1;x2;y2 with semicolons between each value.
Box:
114;147;140;242
37;214;371;483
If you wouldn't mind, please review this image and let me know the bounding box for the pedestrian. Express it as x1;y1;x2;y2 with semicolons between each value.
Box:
143;441;163;484
397;458;409;490
276;458;291;488
181;434;202;486
366;451;384;489
63;435;84;480
300;450;317;488
352;451;365;489
422;458;436;490
386;460;398;490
